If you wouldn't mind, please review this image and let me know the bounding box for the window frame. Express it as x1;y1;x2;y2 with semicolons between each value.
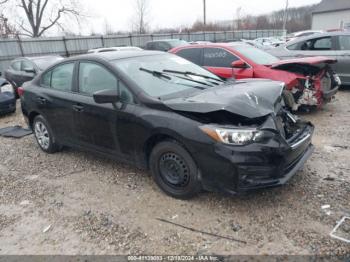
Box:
335;35;350;51
76;60;136;105
176;47;203;66
39;61;77;93
203;47;248;68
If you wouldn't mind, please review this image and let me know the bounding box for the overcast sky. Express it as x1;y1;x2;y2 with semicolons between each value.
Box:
82;0;321;34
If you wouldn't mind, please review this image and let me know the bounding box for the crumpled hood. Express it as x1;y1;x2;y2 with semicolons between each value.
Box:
164;79;284;119
269;56;337;69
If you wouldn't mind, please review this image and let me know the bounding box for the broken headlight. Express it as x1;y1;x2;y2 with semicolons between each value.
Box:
0;84;14;94
200;126;270;145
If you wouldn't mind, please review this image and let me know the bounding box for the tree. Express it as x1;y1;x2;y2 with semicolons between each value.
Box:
2;0;82;37
132;0;150;34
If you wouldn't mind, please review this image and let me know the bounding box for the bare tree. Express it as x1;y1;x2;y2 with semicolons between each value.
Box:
2;0;82;37
0;13;18;37
132;0;150;34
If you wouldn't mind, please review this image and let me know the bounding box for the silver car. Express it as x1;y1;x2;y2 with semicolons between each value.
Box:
269;32;350;85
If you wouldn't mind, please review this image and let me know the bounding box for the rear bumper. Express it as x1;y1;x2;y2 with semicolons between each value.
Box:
0;93;16;115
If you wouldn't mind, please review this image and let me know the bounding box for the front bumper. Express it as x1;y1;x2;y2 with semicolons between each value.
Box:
192;120;314;194
0;93;16;115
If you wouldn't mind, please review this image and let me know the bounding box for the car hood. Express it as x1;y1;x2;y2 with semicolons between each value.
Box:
164;79;284;119
269;56;337;69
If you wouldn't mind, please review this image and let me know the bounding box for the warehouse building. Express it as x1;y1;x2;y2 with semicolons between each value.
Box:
312;0;350;31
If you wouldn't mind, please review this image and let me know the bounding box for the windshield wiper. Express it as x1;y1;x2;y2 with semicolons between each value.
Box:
163;69;225;83
140;67;171;80
140;67;213;87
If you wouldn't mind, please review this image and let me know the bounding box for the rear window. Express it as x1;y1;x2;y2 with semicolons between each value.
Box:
338;36;350;50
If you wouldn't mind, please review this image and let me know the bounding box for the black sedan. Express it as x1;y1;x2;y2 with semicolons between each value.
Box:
20;51;314;199
4;55;63;97
0;77;16;115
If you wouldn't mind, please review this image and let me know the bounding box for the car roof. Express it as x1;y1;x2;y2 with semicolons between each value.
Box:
286;31;350;45
147;39;184;43
14;55;62;61
171;42;248;51
72;50;166;61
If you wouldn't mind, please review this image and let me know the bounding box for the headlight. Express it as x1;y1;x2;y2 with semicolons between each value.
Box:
0;84;14;94
200;126;269;145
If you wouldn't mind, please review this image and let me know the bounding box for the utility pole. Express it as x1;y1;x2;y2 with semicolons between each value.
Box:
203;0;207;26
282;0;289;34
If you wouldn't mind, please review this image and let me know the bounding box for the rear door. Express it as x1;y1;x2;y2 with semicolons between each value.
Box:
334;35;350;84
203;47;253;79
175;47;203;66
72;61;136;160
35;62;76;144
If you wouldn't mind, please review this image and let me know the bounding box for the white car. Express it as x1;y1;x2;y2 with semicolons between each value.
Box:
87;46;142;54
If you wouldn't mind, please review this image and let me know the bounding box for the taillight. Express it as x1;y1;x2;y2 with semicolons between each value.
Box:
17;87;24;97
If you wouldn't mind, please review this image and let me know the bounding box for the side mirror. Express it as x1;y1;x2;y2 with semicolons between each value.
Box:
93;89;120;104
24;68;36;74
231;60;248;69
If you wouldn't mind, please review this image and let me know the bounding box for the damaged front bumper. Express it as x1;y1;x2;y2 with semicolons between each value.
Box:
193;116;314;194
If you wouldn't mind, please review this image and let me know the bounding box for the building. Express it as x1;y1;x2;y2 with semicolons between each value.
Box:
312;0;350;31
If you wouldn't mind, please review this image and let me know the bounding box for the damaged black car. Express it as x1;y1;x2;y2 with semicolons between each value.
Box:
20;51;314;199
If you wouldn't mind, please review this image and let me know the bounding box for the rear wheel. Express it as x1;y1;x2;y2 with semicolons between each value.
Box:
33;115;60;153
149;141;201;199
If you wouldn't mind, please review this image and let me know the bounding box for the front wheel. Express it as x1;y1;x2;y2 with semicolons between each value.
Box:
149;141;201;199
33;115;60;153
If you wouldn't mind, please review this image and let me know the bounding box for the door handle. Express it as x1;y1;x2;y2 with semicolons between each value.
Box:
72;104;84;112
36;97;47;104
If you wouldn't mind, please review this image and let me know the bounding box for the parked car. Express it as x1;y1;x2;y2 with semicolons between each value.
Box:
5;55;63;97
145;39;188;52
286;30;323;42
170;43;340;110
20;51;314;199
87;46;142;53
0;77;16;115
268;32;350;86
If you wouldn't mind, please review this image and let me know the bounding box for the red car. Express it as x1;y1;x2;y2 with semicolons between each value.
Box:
170;43;341;110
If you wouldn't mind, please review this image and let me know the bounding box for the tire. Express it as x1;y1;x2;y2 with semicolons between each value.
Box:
149;140;201;199
33;115;60;154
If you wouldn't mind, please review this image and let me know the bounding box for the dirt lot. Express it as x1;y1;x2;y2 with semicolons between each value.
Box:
0;88;349;256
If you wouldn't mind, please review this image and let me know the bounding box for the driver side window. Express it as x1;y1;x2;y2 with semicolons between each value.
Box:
78;62;134;103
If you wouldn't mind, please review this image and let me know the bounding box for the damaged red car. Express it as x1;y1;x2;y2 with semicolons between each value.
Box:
170;43;341;111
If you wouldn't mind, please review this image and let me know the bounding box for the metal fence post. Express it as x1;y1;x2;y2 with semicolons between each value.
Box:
129;34;133;46
62;37;69;57
101;35;105;47
16;36;24;56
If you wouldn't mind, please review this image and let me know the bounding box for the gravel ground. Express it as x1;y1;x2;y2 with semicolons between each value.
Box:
0;88;349;255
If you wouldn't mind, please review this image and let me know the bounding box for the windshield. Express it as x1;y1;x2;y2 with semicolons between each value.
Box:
113;54;221;99
32;56;63;70
232;45;280;65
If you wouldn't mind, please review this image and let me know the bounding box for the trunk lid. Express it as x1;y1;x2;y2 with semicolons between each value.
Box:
269;56;337;70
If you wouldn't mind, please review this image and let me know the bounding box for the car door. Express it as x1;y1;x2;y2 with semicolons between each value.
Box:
35;62;76;144
72;61;136;160
20;59;37;84
334;35;350;85
203;47;253;79
5;60;22;87
175;47;203;66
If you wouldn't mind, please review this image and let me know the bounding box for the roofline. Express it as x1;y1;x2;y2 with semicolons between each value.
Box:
312;7;350;14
